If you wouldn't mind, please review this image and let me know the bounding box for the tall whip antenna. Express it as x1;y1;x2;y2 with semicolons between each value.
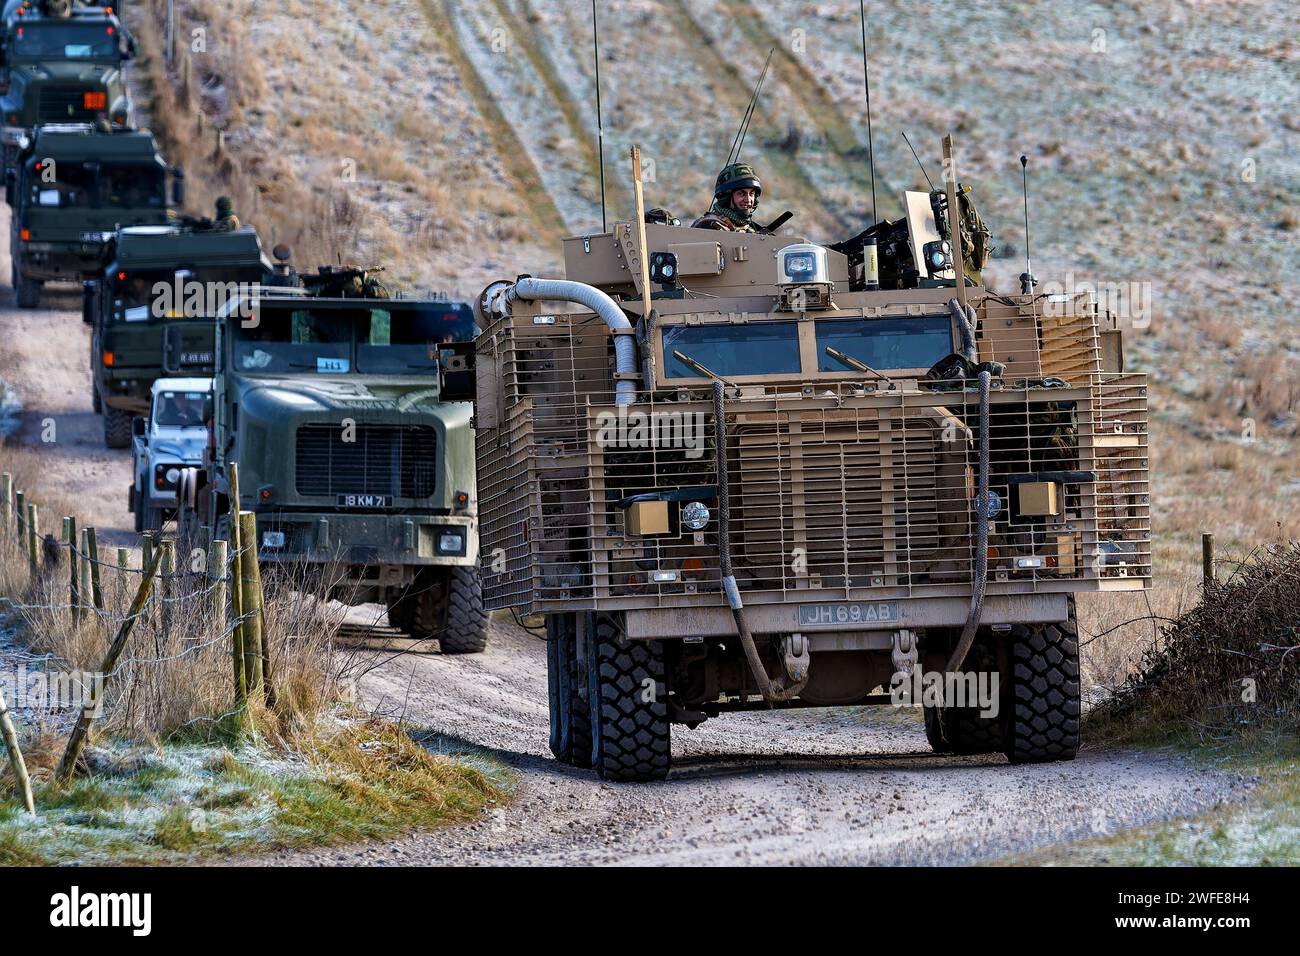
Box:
592;0;607;232
859;0;877;224
901;130;935;190
1019;154;1036;294
728;47;774;166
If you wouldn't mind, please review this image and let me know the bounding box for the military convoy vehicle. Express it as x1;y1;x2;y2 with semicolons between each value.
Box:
9;123;178;308
176;268;490;653
0;0;134;172
88;221;267;448
475;145;1151;780
129;375;211;534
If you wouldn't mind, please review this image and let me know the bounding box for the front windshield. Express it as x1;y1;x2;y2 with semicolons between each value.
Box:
815;315;953;372
29;162;164;211
11;22;121;59
662;322;801;379
235;303;475;375
113;266;262;323
153;390;210;427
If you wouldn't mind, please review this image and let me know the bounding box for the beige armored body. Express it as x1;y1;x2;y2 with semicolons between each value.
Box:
474;139;1150;781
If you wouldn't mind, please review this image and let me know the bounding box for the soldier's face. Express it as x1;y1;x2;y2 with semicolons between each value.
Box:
730;188;758;214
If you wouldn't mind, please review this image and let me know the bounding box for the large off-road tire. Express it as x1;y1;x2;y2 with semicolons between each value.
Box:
935;639;1005;755
585;614;670;782
103;406;133;449
1003;607;1081;764
546;614;592;767
14;267;41;309
438;565;488;654
392;566;489;654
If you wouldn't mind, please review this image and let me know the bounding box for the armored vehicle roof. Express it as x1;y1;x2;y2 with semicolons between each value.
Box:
111;224;272;271
23;124;161;162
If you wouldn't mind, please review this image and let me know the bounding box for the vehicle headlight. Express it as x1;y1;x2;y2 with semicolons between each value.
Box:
681;501;710;531
437;530;465;555
973;490;1002;520
164;467;180;484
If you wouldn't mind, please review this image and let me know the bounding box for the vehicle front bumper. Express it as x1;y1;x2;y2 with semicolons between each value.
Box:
254;511;479;571
16;239;107;282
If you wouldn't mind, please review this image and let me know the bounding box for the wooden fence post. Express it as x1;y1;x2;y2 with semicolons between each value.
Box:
0;472;11;525
209;538;228;642
86;527;104;612
13;490;24;540
116;548;130;616
228;464;247;707
237;511;264;695
0;686;34;815
26;504;38;582
63;517;80;622
79;528;93;620
160;540;175;647
1202;532;1216;588
55;548;165;782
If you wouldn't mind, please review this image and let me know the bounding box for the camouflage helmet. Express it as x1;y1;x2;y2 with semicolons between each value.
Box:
215;196;235;217
713;163;762;201
645;207;679;226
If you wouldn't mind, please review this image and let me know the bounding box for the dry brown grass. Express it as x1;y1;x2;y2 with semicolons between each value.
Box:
126;0;367;275
0;437;350;747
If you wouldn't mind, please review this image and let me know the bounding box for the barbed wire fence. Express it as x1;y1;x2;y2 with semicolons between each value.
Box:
0;466;352;805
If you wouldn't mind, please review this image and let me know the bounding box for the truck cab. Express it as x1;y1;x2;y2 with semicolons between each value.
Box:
89;221;269;448
0;0;134;172
129;376;212;534
178;276;490;653
9;124;178;308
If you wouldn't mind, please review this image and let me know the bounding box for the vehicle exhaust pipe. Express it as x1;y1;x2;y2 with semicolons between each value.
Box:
491;277;639;406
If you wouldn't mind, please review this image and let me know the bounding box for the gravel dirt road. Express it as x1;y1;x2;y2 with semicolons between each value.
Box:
247;620;1252;867
0;204;1251;866
0;207;136;550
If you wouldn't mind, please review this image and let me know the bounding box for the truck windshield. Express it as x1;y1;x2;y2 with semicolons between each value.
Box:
661;322;801;379
814;315;953;372
113;266;261;322
235;303;472;375
153;390;209;427
356;304;476;373
10;22;121;59
29;162;163;210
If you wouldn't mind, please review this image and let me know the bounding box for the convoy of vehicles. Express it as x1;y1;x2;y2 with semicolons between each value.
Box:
87;221;266;447
129;376;211;534
2;8;1157;774
0;0;134;173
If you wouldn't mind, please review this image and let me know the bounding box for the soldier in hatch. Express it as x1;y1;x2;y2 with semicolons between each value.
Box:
692;163;763;233
213;196;241;232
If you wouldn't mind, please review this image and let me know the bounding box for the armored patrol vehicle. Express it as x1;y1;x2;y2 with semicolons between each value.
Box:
475;143;1151;780
9;123;177;308
0;1;134;172
177;267;490;653
129;376;211;534
88;220;268;448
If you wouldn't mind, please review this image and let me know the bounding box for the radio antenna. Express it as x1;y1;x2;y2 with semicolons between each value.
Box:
1019;154;1036;294
859;0;877;224
728;47;774;165
592;0;607;232
901;130;935;190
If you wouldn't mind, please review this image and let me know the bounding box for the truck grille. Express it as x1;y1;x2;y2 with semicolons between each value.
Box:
38;87;100;123
295;424;437;499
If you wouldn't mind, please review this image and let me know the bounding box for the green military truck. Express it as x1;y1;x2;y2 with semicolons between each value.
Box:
87;221;269;447
177;270;490;653
0;0;135;173
10;123;179;307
